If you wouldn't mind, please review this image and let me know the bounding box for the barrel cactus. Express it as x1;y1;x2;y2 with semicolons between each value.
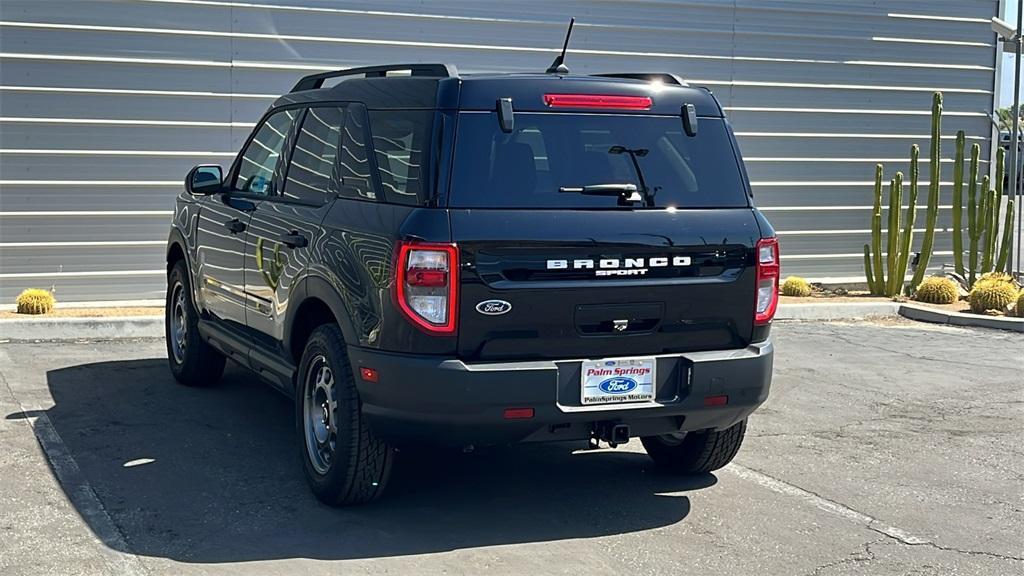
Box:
15;288;56;315
1016;291;1024;318
977;272;1013;284
781;276;812;297
913;277;959;305
968;277;1018;314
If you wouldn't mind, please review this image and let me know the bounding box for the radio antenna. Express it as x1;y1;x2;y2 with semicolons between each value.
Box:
545;18;575;74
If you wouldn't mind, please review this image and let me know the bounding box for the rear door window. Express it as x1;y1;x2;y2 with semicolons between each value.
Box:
283;106;344;203
449;113;749;209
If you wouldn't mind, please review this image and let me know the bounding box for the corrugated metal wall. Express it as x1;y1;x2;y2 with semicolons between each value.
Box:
0;0;1000;302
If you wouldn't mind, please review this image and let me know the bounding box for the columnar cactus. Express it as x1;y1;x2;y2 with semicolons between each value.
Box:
961;147;1015;283
863;93;944;297
996;192;1016;273
863;91;1014;295
886;173;903;295
980;175;993;273
951;131;965;276
966;142;981;286
894;145;920;295
908;92;943;291
865;164;885;294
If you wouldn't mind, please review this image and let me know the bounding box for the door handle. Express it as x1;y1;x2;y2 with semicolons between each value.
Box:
224;218;246;234
279;231;308;249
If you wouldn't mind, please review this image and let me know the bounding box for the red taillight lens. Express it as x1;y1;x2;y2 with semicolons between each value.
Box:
543;93;652;110
755;237;780;325
395;242;458;334
406;269;447;287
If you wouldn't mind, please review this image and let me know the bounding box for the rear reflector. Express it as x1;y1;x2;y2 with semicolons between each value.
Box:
703;395;729;407
754;237;780;325
359;367;379;383
503;407;535;420
543;93;652;110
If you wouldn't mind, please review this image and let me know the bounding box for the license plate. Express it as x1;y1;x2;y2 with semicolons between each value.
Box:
581;357;656;405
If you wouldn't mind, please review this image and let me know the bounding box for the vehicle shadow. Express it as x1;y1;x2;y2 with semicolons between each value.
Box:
16;359;716;563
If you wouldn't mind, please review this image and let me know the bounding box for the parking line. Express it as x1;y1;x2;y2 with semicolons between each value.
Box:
0;350;148;576
726;463;929;545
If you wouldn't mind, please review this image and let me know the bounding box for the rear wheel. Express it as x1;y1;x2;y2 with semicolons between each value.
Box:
166;259;225;386
297;324;394;505
641;419;747;474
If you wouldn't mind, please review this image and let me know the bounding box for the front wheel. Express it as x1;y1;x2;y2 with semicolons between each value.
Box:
641;419;747;474
296;324;394;505
165;259;225;386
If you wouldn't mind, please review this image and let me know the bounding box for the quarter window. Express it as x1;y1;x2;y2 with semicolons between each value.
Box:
234;109;299;196
368;110;432;205
338;104;377;201
284;107;344;202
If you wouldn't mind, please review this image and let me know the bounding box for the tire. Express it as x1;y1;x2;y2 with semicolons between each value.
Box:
641;419;747;474
166;259;226;386
296;324;394;506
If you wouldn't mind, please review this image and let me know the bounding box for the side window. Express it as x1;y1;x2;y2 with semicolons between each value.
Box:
367;110;432;205
234;109;299;196
283;106;344;202
337;104;377;201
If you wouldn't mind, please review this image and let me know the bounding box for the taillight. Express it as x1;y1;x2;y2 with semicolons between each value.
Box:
543;93;652;110
755;237;780;325
395;242;458;334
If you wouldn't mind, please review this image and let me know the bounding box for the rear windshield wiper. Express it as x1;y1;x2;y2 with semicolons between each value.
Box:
558;183;645;205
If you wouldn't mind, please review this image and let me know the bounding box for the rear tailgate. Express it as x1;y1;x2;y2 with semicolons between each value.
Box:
453;208;761;361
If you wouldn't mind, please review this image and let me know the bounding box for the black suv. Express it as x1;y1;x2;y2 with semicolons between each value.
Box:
165;63;777;505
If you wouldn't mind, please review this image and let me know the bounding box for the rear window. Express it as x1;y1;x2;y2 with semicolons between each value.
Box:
449;113;749;209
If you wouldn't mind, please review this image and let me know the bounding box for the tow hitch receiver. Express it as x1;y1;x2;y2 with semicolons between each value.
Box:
591;422;631;448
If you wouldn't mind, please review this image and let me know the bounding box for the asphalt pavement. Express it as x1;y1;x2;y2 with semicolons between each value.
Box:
0;320;1021;575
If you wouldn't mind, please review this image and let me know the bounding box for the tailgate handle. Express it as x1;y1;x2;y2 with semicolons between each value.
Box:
575;302;664;335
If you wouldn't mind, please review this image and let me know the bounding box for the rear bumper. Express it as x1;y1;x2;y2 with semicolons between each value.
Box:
348;341;773;447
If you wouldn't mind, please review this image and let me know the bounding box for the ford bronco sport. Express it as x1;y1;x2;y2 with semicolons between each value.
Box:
165;62;776;505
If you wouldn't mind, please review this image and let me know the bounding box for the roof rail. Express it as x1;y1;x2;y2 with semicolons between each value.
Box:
592;73;689;87
290;63;458;93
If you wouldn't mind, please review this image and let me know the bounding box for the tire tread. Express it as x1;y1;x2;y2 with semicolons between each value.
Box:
641;419;747;474
299;324;393;505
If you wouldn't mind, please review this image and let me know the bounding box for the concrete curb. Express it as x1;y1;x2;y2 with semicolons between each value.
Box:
0;316;164;341
897;303;1024;333
775;302;900;321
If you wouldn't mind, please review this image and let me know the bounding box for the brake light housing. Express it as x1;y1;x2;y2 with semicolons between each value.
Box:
395;242;458;334
754;237;780;325
543;93;652;110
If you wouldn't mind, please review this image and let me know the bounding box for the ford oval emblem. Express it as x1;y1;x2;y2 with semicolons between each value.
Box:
475;299;512;316
598;377;638;395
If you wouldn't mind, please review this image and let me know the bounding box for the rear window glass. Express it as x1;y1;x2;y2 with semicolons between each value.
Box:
449;113;748;209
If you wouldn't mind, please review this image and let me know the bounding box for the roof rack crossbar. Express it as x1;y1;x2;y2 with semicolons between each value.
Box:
291;63;458;93
591;73;689;87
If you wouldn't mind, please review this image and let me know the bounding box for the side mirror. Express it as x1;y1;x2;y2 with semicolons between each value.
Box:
185;165;223;195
